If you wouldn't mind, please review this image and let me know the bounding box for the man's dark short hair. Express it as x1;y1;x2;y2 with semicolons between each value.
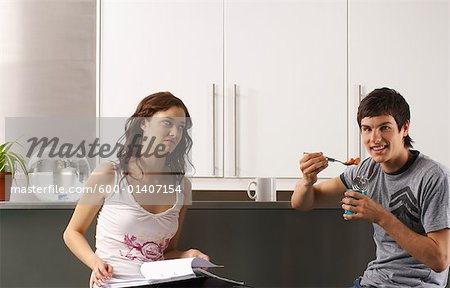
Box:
357;87;413;148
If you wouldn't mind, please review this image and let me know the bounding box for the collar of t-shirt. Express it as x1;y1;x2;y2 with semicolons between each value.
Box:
385;150;420;176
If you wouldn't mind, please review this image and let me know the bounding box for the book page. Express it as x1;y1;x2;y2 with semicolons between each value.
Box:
140;257;219;280
99;278;151;288
101;258;223;287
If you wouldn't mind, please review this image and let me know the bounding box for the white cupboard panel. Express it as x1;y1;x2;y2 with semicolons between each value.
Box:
349;0;449;167
225;0;348;177
100;0;223;176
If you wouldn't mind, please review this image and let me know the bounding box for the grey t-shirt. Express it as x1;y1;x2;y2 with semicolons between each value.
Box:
340;150;450;287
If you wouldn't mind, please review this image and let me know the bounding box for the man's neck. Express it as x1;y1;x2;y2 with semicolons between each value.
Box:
381;149;412;174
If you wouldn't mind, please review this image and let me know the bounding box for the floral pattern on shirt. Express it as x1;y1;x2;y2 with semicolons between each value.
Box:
120;234;171;262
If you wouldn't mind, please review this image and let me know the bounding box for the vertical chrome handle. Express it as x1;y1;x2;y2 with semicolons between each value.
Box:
222;82;225;178
358;84;363;102
212;83;216;176
358;85;363;158
233;84;238;176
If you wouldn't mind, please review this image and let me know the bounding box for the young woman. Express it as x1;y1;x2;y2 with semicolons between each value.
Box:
63;92;209;288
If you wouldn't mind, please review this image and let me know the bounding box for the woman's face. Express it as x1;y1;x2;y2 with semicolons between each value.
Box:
140;106;187;156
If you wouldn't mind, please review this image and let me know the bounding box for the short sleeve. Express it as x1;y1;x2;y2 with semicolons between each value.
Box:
420;165;450;233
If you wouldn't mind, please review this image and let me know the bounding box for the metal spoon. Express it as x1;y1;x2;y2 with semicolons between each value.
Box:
326;157;354;166
303;152;359;166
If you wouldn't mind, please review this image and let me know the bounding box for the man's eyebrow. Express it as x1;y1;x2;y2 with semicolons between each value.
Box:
361;121;394;128
378;121;394;126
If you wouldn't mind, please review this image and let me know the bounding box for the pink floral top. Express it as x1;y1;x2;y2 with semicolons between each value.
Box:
95;165;184;279
120;234;170;262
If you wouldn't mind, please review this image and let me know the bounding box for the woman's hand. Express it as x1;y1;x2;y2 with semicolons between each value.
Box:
180;248;210;261
180;249;211;270
89;259;113;288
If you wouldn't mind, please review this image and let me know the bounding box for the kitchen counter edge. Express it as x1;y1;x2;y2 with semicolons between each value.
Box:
0;201;336;210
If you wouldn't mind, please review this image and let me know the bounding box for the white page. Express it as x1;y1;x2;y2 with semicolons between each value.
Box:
99;278;151;288
140;257;219;280
102;258;223;287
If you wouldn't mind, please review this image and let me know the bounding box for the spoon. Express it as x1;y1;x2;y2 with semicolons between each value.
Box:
326;157;360;166
303;152;360;166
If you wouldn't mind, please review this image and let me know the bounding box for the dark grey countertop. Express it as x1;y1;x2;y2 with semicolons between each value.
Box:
0;201;298;210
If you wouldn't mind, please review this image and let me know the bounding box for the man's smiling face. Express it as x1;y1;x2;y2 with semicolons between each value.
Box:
361;114;410;171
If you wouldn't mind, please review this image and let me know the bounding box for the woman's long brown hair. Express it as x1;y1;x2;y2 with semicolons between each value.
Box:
116;92;193;184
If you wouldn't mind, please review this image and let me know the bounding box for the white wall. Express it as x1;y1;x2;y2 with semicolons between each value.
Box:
0;0;96;143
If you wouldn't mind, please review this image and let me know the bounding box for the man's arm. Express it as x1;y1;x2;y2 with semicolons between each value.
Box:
292;177;347;210
343;191;450;272
380;215;449;272
291;152;347;210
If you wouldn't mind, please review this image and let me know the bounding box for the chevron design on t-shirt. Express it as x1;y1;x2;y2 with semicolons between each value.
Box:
389;186;420;224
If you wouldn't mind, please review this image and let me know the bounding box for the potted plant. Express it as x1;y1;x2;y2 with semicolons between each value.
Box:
0;141;28;201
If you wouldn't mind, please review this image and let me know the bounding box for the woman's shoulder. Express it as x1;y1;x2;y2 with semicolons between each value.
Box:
182;177;192;190
179;176;192;205
85;162;117;191
76;162;118;204
94;161;117;174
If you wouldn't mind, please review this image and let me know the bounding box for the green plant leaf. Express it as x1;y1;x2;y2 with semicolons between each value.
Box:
9;151;28;175
2;141;14;154
0;141;28;177
5;154;15;177
0;142;7;152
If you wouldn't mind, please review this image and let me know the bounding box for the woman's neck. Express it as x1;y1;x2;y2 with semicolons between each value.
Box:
128;156;168;176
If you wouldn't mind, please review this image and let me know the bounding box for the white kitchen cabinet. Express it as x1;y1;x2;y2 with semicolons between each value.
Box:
224;0;348;177
348;0;450;168
101;0;349;180
100;0;223;177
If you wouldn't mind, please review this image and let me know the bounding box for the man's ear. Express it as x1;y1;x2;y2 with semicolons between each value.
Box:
402;120;410;136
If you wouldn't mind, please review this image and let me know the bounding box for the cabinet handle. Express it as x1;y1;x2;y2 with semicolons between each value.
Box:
212;83;216;176
358;85;363;159
233;84;238;176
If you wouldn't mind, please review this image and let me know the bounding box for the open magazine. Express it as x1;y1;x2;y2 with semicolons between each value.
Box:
101;257;244;288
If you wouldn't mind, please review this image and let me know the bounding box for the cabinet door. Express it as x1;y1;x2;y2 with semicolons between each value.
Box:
349;0;450;167
225;0;348;177
100;0;223;176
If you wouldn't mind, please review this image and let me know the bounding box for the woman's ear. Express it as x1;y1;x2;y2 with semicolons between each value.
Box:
140;119;147;130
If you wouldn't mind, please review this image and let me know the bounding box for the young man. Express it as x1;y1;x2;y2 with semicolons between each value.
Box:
291;88;450;287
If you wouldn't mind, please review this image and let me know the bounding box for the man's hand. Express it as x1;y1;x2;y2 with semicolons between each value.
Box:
341;190;388;223
300;152;328;186
342;191;450;272
292;152;345;211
